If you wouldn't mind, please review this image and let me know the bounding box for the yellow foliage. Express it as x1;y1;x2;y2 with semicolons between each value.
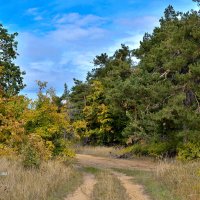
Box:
0;144;15;156
0;83;74;160
0;95;28;153
27;134;53;160
82;80;112;138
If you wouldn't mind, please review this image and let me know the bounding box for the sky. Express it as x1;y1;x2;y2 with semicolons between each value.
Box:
0;0;198;98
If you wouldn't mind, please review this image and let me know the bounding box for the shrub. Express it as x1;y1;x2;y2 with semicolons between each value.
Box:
120;142;177;158
148;142;176;158
177;142;200;161
22;144;41;169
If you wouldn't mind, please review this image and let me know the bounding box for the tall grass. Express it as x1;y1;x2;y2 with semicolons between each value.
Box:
0;158;82;200
156;161;200;200
76;146;122;157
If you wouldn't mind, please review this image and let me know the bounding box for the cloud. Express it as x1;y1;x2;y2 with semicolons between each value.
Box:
25;7;44;21
115;15;159;31
26;8;38;15
18;10;157;98
17;13;111;96
49;26;106;42
53;13;106;27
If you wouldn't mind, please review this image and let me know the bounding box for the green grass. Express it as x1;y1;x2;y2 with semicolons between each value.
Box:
114;168;180;200
82;166;101;174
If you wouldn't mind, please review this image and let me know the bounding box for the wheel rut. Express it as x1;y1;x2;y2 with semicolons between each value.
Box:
112;171;150;200
65;173;96;200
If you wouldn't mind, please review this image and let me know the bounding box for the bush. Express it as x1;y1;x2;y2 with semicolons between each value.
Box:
147;142;176;158
178;142;200;161
119;144;149;158
131;144;149;156
22;144;41;169
120;142;177;159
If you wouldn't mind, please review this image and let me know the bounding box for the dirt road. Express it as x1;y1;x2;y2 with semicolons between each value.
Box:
66;173;97;200
76;154;155;171
65;154;155;200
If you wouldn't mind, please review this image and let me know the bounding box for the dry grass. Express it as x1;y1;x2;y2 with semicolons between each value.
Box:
0;158;82;200
91;170;130;200
156;161;200;200
76;146;122;158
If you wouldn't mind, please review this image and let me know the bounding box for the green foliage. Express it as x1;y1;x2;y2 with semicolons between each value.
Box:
0;24;25;97
69;2;200;154
22;144;41;169
0;80;75;161
70;45;133;145
121;142;177;158
23;82;74;159
178;142;200;160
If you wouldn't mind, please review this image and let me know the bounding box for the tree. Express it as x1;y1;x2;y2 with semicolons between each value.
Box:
82;80;113;144
61;83;70;100
70;79;90;120
0;24;25;96
70;45;133;145
124;3;200;157
24;82;72;158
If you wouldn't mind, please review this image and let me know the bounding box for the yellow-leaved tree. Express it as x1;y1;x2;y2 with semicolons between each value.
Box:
82;80;113;144
0;94;29;156
23;81;74;162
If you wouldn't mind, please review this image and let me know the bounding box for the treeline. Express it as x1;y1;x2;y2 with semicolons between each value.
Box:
70;3;200;159
0;1;200;162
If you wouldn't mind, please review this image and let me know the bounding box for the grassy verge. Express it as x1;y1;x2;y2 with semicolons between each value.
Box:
114;168;179;200
48;170;83;200
156;161;200;200
0;158;83;200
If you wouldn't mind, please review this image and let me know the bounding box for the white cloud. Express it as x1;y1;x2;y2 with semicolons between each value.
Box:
115;15;159;31
18;10;158;97
53;13;106;27
17;13;110;95
26;8;38;15
25;7;44;21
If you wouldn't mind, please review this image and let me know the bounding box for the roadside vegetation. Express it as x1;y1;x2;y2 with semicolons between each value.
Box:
156;161;200;200
116;168;178;200
114;160;200;200
0;158;82;200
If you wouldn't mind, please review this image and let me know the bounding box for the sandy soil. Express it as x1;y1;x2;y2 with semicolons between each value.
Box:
65;173;96;200
112;171;150;200
76;154;155;171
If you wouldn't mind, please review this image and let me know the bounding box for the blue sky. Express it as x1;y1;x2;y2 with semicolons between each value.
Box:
0;0;197;98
